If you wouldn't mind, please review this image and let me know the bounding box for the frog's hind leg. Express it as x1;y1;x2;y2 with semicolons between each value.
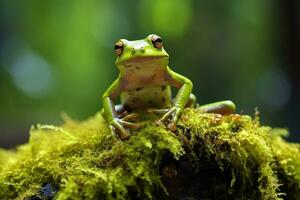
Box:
198;100;236;115
186;93;197;108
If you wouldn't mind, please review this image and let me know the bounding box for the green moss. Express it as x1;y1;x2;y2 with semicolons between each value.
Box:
0;108;299;200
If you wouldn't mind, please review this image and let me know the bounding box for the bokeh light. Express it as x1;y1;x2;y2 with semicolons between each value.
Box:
139;0;193;37
1;38;53;98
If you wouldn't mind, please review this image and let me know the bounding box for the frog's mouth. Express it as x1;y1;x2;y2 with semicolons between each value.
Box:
117;55;169;67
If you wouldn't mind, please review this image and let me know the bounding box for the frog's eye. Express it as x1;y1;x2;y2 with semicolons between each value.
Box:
114;41;123;56
151;35;163;49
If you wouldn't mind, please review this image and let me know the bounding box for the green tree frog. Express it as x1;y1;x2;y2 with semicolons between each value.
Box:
102;34;236;139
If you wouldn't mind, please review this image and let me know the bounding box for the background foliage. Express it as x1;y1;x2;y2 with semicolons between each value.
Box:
0;0;299;147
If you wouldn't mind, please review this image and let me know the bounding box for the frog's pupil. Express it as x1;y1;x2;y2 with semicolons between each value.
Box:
155;38;162;43
115;45;122;50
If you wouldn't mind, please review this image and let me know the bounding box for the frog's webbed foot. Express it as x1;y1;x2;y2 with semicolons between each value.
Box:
109;119;129;140
110;112;140;140
148;106;183;131
118;111;138;122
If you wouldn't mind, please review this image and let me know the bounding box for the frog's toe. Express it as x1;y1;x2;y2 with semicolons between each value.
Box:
118;110;129;118
159;107;177;123
167;122;177;131
110;125;129;140
121;113;138;122
155;119;165;126
109;125;117;138
110;120;130;140
147;108;169;114
118;130;129;140
155;106;183;130
170;106;182;124
119;120;140;130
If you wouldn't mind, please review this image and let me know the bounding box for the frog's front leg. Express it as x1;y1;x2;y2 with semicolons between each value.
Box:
155;67;194;130
102;77;139;140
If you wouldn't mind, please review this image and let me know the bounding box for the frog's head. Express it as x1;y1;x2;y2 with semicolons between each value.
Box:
114;34;169;70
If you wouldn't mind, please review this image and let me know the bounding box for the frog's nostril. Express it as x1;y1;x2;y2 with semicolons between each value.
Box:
132;49;137;55
132;48;145;55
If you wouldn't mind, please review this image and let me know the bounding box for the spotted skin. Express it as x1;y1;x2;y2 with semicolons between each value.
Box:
121;85;172;109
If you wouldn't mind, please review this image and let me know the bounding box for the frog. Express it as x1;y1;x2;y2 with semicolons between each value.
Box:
102;34;236;140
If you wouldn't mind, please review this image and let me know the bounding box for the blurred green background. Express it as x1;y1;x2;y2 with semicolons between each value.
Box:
0;0;299;147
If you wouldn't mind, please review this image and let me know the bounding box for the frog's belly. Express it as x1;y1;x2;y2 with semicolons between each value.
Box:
121;86;172;110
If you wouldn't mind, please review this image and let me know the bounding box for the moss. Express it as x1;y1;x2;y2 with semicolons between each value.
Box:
0;108;299;200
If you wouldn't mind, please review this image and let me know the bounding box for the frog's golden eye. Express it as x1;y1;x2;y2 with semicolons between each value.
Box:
151;35;163;49
114;41;123;56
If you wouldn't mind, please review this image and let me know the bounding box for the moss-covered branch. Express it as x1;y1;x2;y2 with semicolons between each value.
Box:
0;109;299;200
